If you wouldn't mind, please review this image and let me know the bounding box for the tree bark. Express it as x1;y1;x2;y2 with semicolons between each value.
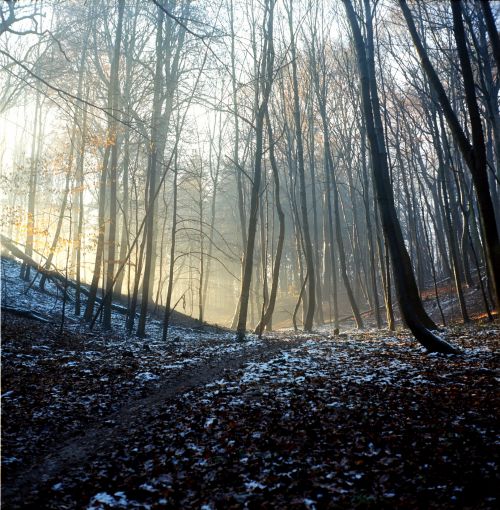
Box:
287;2;315;331
103;0;125;330
236;0;275;340
344;0;458;353
400;0;500;311
255;111;285;336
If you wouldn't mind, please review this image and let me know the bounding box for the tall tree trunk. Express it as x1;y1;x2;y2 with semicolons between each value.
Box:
198;165;205;323
39;159;73;290
438;157;470;323
74;97;88;317
330;157;364;328
479;0;500;73
400;0;500;311
258;189;269;326
360;125;382;328
103;0;125;330
202;109;223;317
137;6;164;338
255;111;285;335
287;3;315;331
307;96;324;324
315;89;363;328
344;0;457;353
126;228;146;333
236;0;275;339
324;151;339;332
22;93;41;281
229;0;246;330
83;146;110;321
162;142;179;340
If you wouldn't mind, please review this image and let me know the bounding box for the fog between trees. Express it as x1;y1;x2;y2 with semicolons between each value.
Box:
1;0;498;351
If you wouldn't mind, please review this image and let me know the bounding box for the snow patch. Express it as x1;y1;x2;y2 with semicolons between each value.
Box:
135;372;159;382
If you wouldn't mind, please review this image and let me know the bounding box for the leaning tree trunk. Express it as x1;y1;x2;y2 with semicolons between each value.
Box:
343;0;458;353
400;0;500;312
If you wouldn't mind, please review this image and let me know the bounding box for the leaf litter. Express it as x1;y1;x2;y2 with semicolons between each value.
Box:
1;257;499;509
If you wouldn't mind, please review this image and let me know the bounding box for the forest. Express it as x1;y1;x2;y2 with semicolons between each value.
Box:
1;0;499;508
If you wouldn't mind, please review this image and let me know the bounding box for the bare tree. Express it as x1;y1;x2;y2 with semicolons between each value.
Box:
236;0;275;340
343;0;458;353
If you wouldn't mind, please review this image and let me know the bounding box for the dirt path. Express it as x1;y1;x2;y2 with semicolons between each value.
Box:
2;335;306;509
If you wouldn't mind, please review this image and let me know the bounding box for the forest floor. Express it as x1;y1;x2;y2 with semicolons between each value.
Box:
1;257;499;509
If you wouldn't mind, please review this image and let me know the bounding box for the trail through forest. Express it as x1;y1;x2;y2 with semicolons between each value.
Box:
2;1;500;505
2;258;498;509
2;308;306;508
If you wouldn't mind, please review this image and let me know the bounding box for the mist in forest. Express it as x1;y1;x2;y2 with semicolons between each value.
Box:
1;0;498;346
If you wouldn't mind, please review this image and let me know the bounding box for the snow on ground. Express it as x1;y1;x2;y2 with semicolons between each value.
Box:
2;256;499;509
1;256;268;468
1;256;266;369
41;325;493;508
7;321;496;509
